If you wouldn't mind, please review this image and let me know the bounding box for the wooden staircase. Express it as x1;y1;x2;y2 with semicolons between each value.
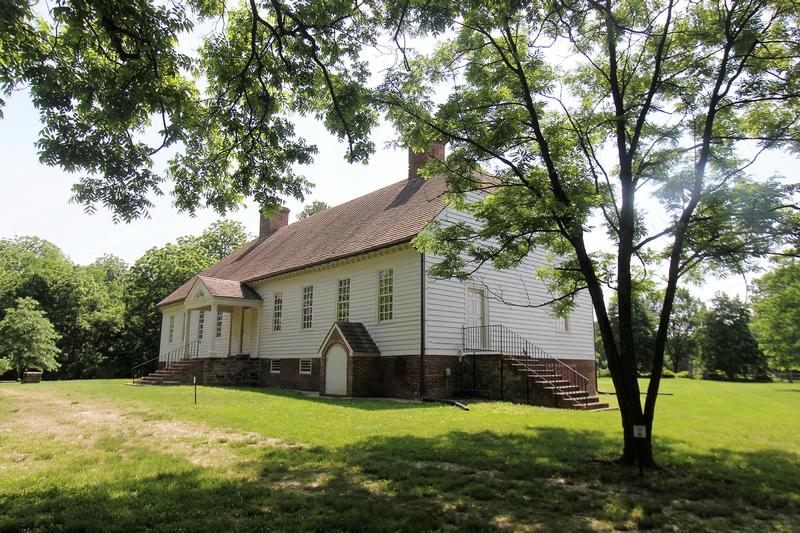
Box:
135;358;203;385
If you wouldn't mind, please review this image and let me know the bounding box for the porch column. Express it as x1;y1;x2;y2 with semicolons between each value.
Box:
239;308;246;354
227;309;234;356
253;305;261;357
182;309;189;346
209;303;218;357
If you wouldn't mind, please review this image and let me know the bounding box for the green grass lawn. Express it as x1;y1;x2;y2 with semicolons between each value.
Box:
0;378;798;531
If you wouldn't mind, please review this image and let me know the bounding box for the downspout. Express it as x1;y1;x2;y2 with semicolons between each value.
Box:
420;252;426;399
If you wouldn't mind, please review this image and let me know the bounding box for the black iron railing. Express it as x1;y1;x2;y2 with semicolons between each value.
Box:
462;324;591;406
131;340;201;385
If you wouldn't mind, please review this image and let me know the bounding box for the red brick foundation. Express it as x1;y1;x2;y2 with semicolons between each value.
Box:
184;353;595;403
259;358;320;391
458;354;598;406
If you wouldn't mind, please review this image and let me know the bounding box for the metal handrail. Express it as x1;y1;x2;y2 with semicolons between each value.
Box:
131;340;201;385
462;324;592;407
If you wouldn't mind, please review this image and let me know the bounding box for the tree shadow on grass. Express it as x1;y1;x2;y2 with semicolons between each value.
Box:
2;428;798;531
225;385;445;412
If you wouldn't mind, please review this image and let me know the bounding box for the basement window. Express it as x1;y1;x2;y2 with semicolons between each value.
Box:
299;359;312;375
270;360;281;374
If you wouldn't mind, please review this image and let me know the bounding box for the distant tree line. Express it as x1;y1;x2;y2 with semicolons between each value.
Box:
596;258;800;381
0;221;249;379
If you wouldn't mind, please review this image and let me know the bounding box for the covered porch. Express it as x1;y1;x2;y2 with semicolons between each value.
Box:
176;276;262;360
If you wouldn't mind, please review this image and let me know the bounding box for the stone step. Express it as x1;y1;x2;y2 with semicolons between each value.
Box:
553;390;590;398
579;402;610;411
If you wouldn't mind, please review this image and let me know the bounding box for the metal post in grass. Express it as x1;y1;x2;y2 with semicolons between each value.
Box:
194;376;197;405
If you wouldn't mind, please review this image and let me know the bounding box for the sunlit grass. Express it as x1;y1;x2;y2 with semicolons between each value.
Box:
1;378;797;531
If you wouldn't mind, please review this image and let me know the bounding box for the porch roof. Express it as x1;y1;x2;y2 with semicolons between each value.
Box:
196;276;261;301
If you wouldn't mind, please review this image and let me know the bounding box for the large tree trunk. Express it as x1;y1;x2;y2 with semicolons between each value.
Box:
615;362;656;468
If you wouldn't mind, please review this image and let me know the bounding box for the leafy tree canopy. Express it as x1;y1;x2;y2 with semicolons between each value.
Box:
664;288;704;373
0;236;124;378
297;201;331;219
698;294;767;379
752;259;800;371
0;297;61;377
178;219;252;261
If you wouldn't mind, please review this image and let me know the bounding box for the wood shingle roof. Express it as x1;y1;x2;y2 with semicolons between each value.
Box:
158;176;447;307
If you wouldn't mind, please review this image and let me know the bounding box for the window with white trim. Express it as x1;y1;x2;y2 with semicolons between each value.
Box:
168;315;175;343
270;359;281;374
273;292;283;332
302;285;313;329
197;311;205;340
556;316;570;333
216;312;223;338
299;359;312;375
378;268;394;321
337;278;350;322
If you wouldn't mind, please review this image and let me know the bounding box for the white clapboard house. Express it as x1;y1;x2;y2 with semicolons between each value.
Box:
142;143;605;409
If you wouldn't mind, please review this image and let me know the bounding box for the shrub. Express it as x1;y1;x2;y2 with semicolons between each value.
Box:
704;369;728;381
676;370;690;378
662;369;676;378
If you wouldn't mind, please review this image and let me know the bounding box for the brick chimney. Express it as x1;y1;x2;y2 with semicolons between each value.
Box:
259;206;290;239
408;141;446;180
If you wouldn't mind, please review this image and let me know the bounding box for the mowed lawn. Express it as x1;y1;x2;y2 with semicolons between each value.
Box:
0;379;798;532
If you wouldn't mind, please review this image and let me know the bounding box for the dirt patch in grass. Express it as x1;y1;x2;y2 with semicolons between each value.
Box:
0;386;302;472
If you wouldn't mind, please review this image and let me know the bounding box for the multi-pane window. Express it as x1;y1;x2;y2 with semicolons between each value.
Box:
299;359;312;375
556;316;570;333
273;292;283;332
197;311;205;340
337;278;350;322
168;315;175;343
378;268;394;321
302;286;314;329
270;359;281;374
216;312;223;338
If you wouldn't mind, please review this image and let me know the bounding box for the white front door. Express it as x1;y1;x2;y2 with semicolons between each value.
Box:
466;286;487;349
325;344;348;395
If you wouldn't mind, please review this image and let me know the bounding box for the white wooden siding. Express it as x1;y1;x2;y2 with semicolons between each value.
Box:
254;246;422;359
160;308;239;358
424;204;595;361
159;306;188;358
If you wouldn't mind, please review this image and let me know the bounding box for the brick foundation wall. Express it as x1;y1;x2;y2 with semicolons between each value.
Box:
259;358;320;391
350;356;382;397
342;354;461;400
375;356;421;399
183;353;595;404
458;355;597;406
420;355;461;399
565;359;597;394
